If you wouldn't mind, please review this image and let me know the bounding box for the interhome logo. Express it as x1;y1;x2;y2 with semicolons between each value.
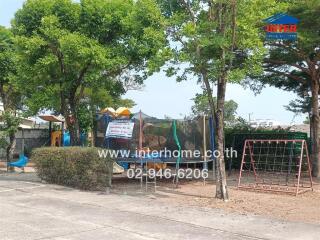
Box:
263;13;299;40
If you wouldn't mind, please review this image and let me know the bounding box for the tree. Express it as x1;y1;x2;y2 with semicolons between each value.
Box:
0;26;23;167
251;0;320;176
159;0;280;200
191;92;238;125
13;0;169;145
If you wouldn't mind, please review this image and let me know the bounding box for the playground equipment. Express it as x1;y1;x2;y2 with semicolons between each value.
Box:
100;107;131;118
8;154;29;170
228;132;308;172
96;109;216;189
51;131;62;147
39;115;70;146
237;139;313;195
101;107;133;174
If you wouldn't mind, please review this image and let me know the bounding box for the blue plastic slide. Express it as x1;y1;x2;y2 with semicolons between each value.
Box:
8;154;29;168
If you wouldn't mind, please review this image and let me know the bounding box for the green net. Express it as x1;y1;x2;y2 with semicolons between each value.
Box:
95;115;211;158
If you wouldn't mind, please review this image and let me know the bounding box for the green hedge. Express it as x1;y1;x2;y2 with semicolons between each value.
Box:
32;147;113;190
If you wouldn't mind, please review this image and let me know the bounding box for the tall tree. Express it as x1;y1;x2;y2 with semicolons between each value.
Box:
159;0;280;200
251;0;320;176
0;26;23;167
13;0;169;145
191;92;238;125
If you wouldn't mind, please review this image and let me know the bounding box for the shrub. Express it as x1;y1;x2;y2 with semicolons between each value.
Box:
32;147;113;190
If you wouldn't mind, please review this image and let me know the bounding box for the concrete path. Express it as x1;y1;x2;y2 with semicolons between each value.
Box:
0;178;319;240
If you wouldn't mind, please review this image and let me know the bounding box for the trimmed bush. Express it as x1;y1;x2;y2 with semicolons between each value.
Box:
32;147;113;190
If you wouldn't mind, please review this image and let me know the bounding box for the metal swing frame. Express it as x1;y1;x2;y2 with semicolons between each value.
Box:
237;139;313;195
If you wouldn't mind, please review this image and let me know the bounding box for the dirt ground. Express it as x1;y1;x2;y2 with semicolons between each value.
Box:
111;172;320;225
2;163;319;225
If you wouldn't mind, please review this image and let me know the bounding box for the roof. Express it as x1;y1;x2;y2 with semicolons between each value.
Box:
100;107;131;117
19;124;33;129
131;112;156;120
39;115;65;122
263;13;299;24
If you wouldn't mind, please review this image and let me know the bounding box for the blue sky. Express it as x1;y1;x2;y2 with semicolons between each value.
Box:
0;0;306;124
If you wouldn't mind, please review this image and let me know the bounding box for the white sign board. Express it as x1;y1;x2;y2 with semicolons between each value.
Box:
105;121;134;139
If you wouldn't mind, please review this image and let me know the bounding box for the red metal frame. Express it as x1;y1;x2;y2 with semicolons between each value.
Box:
237;139;313;195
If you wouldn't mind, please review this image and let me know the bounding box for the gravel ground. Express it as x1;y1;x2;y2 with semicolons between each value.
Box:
111;172;320;224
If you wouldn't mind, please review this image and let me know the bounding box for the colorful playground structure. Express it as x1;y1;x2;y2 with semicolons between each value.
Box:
95;107;216;189
39;115;70;147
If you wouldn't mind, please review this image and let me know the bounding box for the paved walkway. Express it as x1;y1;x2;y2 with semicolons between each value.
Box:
0;176;319;239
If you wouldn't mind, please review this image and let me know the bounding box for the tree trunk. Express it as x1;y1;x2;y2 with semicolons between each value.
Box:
6;131;16;172
68;123;80;146
202;70;229;200
91;106;97;147
0;85;18;171
202;72;217;120
67;100;80;146
202;72;217;179
310;75;320;177
215;75;229;200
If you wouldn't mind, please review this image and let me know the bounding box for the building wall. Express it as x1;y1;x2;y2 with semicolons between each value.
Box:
0;129;49;159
